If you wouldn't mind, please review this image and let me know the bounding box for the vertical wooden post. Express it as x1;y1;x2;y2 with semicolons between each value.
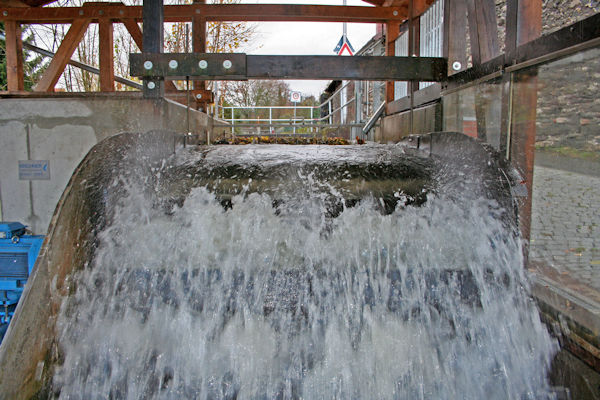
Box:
466;0;499;65
5;21;25;92
507;0;542;252
142;0;164;98
443;0;467;76
385;20;400;106
99;19;115;92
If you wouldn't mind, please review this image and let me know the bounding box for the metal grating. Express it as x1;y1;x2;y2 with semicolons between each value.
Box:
0;253;29;279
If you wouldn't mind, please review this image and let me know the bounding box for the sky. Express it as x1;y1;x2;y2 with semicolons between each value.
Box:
238;0;378;98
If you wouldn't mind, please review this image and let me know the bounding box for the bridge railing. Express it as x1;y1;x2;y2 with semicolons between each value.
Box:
213;79;383;139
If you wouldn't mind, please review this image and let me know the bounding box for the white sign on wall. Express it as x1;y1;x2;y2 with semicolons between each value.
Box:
18;160;50;180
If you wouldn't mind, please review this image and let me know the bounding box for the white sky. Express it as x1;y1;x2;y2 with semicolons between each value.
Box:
239;0;378;98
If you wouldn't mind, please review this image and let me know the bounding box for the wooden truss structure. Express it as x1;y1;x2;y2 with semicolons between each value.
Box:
0;0;544;110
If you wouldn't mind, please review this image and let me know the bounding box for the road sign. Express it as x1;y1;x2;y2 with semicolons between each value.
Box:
290;91;302;103
334;34;355;56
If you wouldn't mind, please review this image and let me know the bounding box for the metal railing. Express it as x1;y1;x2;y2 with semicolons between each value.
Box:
213;80;371;137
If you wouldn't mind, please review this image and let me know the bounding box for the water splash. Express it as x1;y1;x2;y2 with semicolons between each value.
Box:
52;146;557;399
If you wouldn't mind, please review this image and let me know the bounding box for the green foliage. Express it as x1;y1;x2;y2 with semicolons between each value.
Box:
1;22;7;91
0;22;48;91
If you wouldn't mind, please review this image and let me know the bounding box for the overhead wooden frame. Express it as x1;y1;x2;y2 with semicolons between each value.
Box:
0;3;408;24
130;53;447;82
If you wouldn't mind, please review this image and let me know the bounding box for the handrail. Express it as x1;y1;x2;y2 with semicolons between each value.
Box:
362;101;385;136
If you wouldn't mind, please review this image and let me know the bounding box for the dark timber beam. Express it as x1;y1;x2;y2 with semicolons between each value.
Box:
443;0;467;75
466;0;500;64
142;0;164;98
0;4;407;24
193;0;207;110
130;54;447;82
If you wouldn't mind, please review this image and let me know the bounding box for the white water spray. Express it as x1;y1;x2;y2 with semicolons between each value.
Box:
52;145;557;399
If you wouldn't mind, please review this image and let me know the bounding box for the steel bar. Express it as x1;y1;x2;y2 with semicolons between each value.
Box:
0;4;407;24
130;53;447;81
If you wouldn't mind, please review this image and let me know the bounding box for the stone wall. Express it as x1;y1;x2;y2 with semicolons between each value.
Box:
535;47;600;153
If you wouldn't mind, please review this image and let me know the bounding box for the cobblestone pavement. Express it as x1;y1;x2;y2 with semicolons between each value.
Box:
530;165;600;291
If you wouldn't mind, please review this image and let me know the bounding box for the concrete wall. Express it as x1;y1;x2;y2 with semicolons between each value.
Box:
374;102;442;143
0;93;209;234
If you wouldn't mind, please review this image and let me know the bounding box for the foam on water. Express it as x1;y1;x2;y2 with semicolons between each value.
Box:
52;148;557;399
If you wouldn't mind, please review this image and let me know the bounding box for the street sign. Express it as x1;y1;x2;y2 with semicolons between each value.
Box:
290;91;302;103
334;34;355;56
18;160;50;180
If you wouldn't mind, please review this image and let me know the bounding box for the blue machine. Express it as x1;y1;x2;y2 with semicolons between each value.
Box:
0;222;44;342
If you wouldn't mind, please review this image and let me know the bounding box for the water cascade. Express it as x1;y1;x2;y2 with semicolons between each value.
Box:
37;136;557;399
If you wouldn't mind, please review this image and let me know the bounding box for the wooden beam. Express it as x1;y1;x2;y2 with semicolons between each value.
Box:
122;18;143;51
443;0;467;75
385;21;400;104
4;20;24;91
0;4;407;24
507;0;541;250
33;19;90;92
98;19;114;91
466;0;499;64
130;53;447;82
192;0;206;95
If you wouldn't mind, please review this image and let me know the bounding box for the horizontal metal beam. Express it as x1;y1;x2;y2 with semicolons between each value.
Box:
130;53;448;81
0;4;407;24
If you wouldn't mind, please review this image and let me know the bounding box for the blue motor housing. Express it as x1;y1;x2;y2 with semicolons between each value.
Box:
0;222;44;342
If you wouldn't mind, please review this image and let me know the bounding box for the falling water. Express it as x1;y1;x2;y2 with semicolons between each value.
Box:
52;144;557;399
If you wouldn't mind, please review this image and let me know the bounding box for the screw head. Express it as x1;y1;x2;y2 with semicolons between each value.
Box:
3;11;8;16
78;10;84;15
223;60;232;69
393;10;398;16
196;93;203;100
199;60;208;69
452;61;462;71
168;60;178;69
143;61;153;70
147;81;156;90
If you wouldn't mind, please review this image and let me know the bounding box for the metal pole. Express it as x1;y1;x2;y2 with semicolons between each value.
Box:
293;102;297;135
231;107;235;136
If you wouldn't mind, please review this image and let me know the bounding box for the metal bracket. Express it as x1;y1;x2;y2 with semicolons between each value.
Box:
131;53;247;80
